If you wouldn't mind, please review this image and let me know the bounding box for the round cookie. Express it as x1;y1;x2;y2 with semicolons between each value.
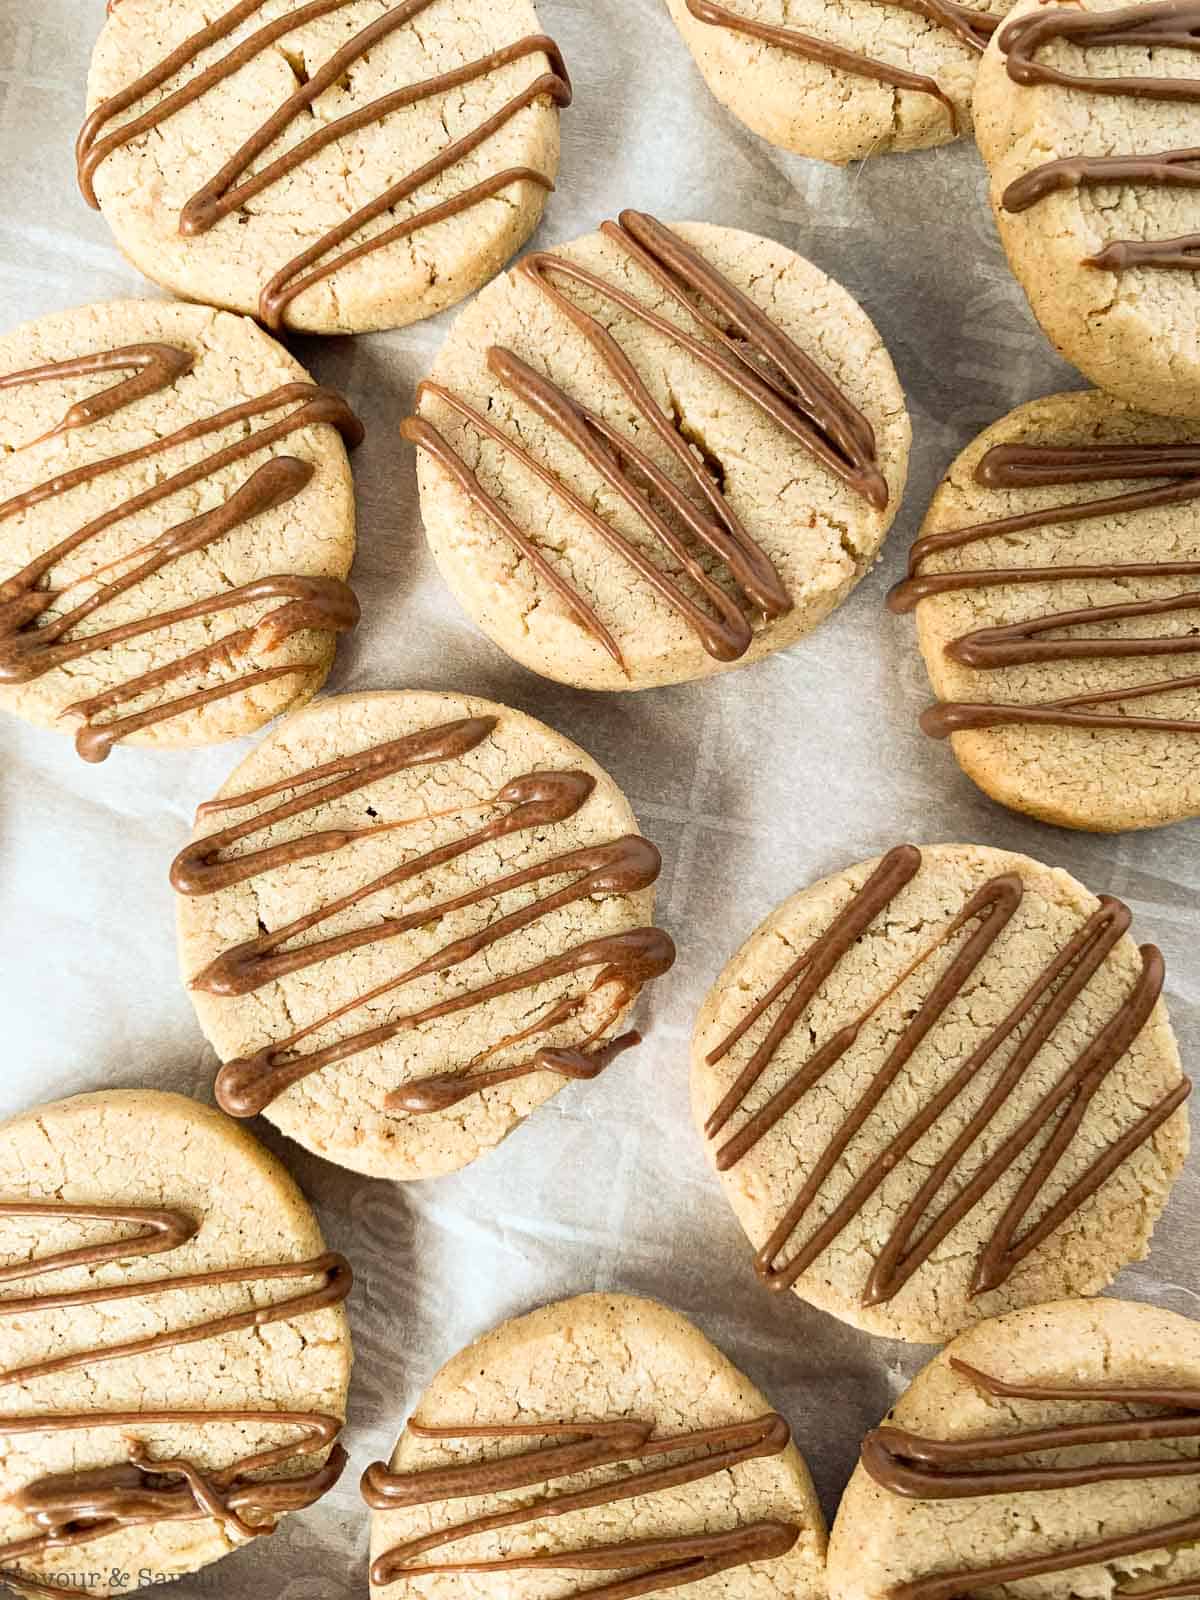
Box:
974;0;1200;418
828;1297;1200;1599
408;210;910;690
892;390;1200;832
0;298;360;762
691;841;1190;1344
0;1088;352;1597
173;689;675;1181
363;1291;826;1600
666;0;1013;163
80;0;568;335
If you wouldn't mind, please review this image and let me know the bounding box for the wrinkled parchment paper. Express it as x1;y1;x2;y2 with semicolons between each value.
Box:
1;0;1198;1592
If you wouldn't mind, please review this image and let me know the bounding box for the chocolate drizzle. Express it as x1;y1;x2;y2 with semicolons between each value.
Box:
172;714;674;1118
77;0;572;329
363;1413;799;1594
0;1199;351;1596
862;1359;1200;1599
702;844;1189;1303
405;209;886;673
0;344;362;761
890;436;1200;738
998;2;1200;271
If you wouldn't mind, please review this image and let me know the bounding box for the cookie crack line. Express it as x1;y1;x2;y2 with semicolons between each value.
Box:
862;1360;1200;1599
405;209;886;674
0;343;363;762
0;1199;352;1598
362;1413;799;1596
76;0;572;330
172;713;676;1119
702;844;1190;1303
889;438;1200;736
996;1;1200;271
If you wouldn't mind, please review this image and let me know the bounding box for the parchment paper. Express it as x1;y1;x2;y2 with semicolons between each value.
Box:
1;0;1198;1593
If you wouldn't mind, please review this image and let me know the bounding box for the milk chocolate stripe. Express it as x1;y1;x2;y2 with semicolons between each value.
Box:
703;844;1188;1301
363;1413;797;1593
77;0;571;329
0;344;193;442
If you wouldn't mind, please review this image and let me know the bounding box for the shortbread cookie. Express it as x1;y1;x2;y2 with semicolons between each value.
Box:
691;841;1190;1344
974;0;1200;417
0;1088;352;1598
0;299;360;762
666;0;1013;163
407;210;910;690
892;390;1200;832
173;689;675;1181
829;1297;1200;1599
363;1292;826;1600
80;0;568;335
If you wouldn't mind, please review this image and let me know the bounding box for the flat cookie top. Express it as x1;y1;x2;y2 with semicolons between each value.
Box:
412;213;910;691
81;0;568;334
364;1292;826;1600
691;842;1190;1343
892;389;1200;832
0;1089;351;1595
0;298;360;761
828;1297;1200;1600
174;690;674;1180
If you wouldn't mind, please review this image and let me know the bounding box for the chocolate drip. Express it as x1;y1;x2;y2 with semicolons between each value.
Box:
0;348;362;760
998;2;1200;271
702;844;1189;1302
890;438;1200;738
363;1413;798;1594
76;0;571;330
863;1360;1200;1599
173;717;674;1118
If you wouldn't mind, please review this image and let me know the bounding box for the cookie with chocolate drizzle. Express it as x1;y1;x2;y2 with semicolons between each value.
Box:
0;1089;352;1599
691;841;1189;1342
173;689;675;1180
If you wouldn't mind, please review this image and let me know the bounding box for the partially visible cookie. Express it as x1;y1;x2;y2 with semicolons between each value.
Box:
81;0;568;335
666;0;1012;163
408;210;910;690
173;689;675;1181
829;1297;1200;1599
363;1291;826;1600
691;841;1190;1343
0;298;360;762
974;0;1200;417
0;1089;352;1597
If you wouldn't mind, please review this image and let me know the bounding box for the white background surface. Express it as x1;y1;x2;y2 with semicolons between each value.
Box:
1;0;1198;1594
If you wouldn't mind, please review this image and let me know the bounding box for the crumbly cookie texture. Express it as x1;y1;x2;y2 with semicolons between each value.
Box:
0;298;356;756
974;0;1200;417
665;0;1012;163
0;1089;351;1597
83;0;563;335
906;390;1200;832
367;1292;827;1600
175;689;666;1181
828;1297;1200;1600
415;219;910;691
691;842;1189;1344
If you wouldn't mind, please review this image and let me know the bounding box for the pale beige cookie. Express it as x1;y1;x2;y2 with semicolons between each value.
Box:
894;390;1200;832
974;0;1200;418
828;1297;1200;1600
691;841;1189;1344
665;0;1013;164
0;298;359;762
364;1291;827;1600
81;0;566;335
0;1088;352;1598
173;689;675;1181
410;211;910;691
